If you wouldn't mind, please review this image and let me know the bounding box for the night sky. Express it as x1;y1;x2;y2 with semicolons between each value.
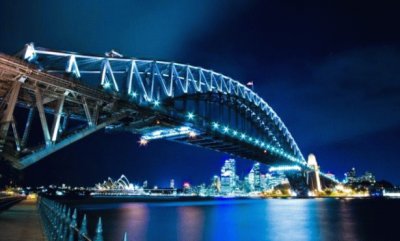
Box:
1;1;399;187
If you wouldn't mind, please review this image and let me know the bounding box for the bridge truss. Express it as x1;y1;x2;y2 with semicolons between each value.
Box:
0;43;337;184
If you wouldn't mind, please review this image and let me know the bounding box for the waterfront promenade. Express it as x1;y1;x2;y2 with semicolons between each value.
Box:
0;197;46;241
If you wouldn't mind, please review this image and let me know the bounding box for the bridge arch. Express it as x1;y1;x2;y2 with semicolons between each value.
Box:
0;44;308;171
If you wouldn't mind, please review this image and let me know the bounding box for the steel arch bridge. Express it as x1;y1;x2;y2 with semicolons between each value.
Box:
0;43;337;186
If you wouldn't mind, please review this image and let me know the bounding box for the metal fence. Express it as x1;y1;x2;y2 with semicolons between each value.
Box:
38;197;128;241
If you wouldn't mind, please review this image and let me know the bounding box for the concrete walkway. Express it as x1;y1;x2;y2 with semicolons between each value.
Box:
0;198;46;241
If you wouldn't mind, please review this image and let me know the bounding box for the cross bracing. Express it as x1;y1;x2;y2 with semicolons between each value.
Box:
0;43;338;184
19;44;303;156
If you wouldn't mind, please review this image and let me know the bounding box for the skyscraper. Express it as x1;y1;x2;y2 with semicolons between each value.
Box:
359;171;376;184
211;175;221;193
264;172;288;190
248;162;261;191
344;167;357;184
220;159;237;194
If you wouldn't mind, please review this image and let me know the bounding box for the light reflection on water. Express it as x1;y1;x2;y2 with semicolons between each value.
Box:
178;206;204;241
75;198;399;241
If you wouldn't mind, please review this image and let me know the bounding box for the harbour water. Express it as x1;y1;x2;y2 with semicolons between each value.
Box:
67;198;399;241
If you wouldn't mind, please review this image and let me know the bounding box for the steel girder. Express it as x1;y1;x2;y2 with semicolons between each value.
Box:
0;44;340;184
17;44;305;163
0;54;132;169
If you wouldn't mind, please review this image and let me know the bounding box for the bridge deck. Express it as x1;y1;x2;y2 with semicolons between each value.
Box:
0;198;47;241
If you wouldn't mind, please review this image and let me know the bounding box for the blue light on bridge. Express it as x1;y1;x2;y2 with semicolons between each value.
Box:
7;44;337;179
141;126;200;141
212;122;220;129
208;119;306;165
187;112;195;120
103;81;111;89
269;165;302;172
153;100;160;107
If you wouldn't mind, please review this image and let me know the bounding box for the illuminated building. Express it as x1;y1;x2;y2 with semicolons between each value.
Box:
211;175;221;193
264;173;288;190
345;169;375;185
170;179;175;189
95;175;134;190
344;167;357;184
183;182;191;189
260;174;266;190
183;182;191;194
248;163;261;191
358;171;376;184
220;159;237;194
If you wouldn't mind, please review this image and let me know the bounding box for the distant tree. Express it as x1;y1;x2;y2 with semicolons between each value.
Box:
324;189;332;195
374;180;394;189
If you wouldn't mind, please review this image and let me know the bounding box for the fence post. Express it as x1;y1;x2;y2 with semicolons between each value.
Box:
123;232;128;241
57;205;66;241
78;214;88;241
93;217;104;241
68;209;77;241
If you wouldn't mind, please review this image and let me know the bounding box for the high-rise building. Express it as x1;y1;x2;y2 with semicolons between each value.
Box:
248;163;261;191
344;167;357;184
260;174;266;190
211;175;221;193
248;169;254;190
264;172;288;190
221;159;237;194
170;179;175;189
358;171;376;184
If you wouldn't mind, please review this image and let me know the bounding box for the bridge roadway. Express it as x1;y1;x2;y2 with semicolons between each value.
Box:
0;197;46;241
0;44;339;190
0;50;302;169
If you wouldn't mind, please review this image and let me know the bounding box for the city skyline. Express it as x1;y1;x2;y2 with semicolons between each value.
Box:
23;156;381;191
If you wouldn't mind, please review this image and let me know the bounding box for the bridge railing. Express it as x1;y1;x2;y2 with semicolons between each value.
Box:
38;197;128;241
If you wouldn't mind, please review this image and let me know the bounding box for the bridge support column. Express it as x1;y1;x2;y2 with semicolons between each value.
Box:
82;97;94;127
34;88;51;146
0;81;21;153
21;107;35;149
286;171;309;197
50;95;65;142
10;116;21;151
